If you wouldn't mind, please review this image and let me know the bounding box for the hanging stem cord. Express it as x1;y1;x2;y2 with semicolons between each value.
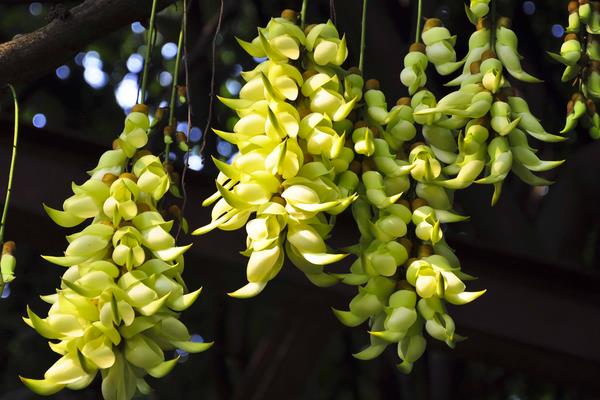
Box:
489;0;497;50
139;0;159;103
198;0;225;158
0;85;19;245
177;0;192;240
300;0;308;29
415;0;423;43
359;0;368;72
165;20;185;160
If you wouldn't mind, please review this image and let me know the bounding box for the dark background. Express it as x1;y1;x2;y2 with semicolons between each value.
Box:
0;0;599;399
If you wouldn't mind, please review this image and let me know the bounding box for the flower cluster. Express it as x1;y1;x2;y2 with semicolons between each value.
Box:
549;0;600;138
406;17;564;205
194;13;360;297
333;85;484;372
198;5;568;372
22;106;211;399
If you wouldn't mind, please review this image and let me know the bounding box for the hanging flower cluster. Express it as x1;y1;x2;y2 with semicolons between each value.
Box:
549;0;600;138
194;12;360;297
21;106;211;399
408;15;565;205
198;3;566;371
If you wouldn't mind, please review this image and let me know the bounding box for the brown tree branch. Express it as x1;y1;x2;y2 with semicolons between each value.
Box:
0;0;175;86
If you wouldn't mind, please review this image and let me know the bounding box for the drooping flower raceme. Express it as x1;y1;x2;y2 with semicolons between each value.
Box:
549;1;600;139
194;13;359;298
21;106;211;400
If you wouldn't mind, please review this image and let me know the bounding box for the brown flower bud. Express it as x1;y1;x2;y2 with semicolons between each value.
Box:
102;173;119;186
409;42;426;54
497;17;512;29
568;0;579;12
417;244;433;258
365;79;380;90
397;237;413;255
168;204;182;219
347;66;362;76
396;97;411;106
423;18;442;32
270;195;286;206
481;49;497;61
119;172;138;182
164;125;175;138
564;33;579;42
132;149;152;163
470;60;481;74
281;9;297;22
132;104;149;115
176;131;187;143
304;24;316;35
409;141;425;151
411;198;428;211
354;120;368;129
2;241;15;255
137;202;152;213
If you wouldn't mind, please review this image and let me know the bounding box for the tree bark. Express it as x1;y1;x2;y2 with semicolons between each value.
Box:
0;0;175;86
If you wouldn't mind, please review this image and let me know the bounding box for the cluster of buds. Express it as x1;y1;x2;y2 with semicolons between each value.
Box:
549;0;600;138
331;81;482;372
198;4;573;373
194;10;361;298
408;16;564;205
22;105;211;399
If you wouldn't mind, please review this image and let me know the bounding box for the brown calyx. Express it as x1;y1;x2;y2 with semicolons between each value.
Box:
396;97;411;106
470;60;481;74
119;172;138;182
568;0;579;12
137;202;152;213
131;103;149;115
564;33;579;42
417;244;433;258
176;131;187;143
347;66;362;76
163;125;175;138
2;241;15;255
480;49;497;61
102;173;119;186
270;195;287;206
411;198;428;211
365;79;380;91
168;204;181;219
409;42;426;54
281;9;298;21
497;17;512;29
423;18;442;32
397;237;413;255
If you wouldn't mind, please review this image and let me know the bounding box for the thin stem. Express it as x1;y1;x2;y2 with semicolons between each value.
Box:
168;22;185;126
300;0;307;29
139;0;159;103
359;0;368;72
415;0;423;43
330;0;337;25
165;19;185;160
177;0;191;241
0;85;19;245
489;0;496;50
199;0;224;158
